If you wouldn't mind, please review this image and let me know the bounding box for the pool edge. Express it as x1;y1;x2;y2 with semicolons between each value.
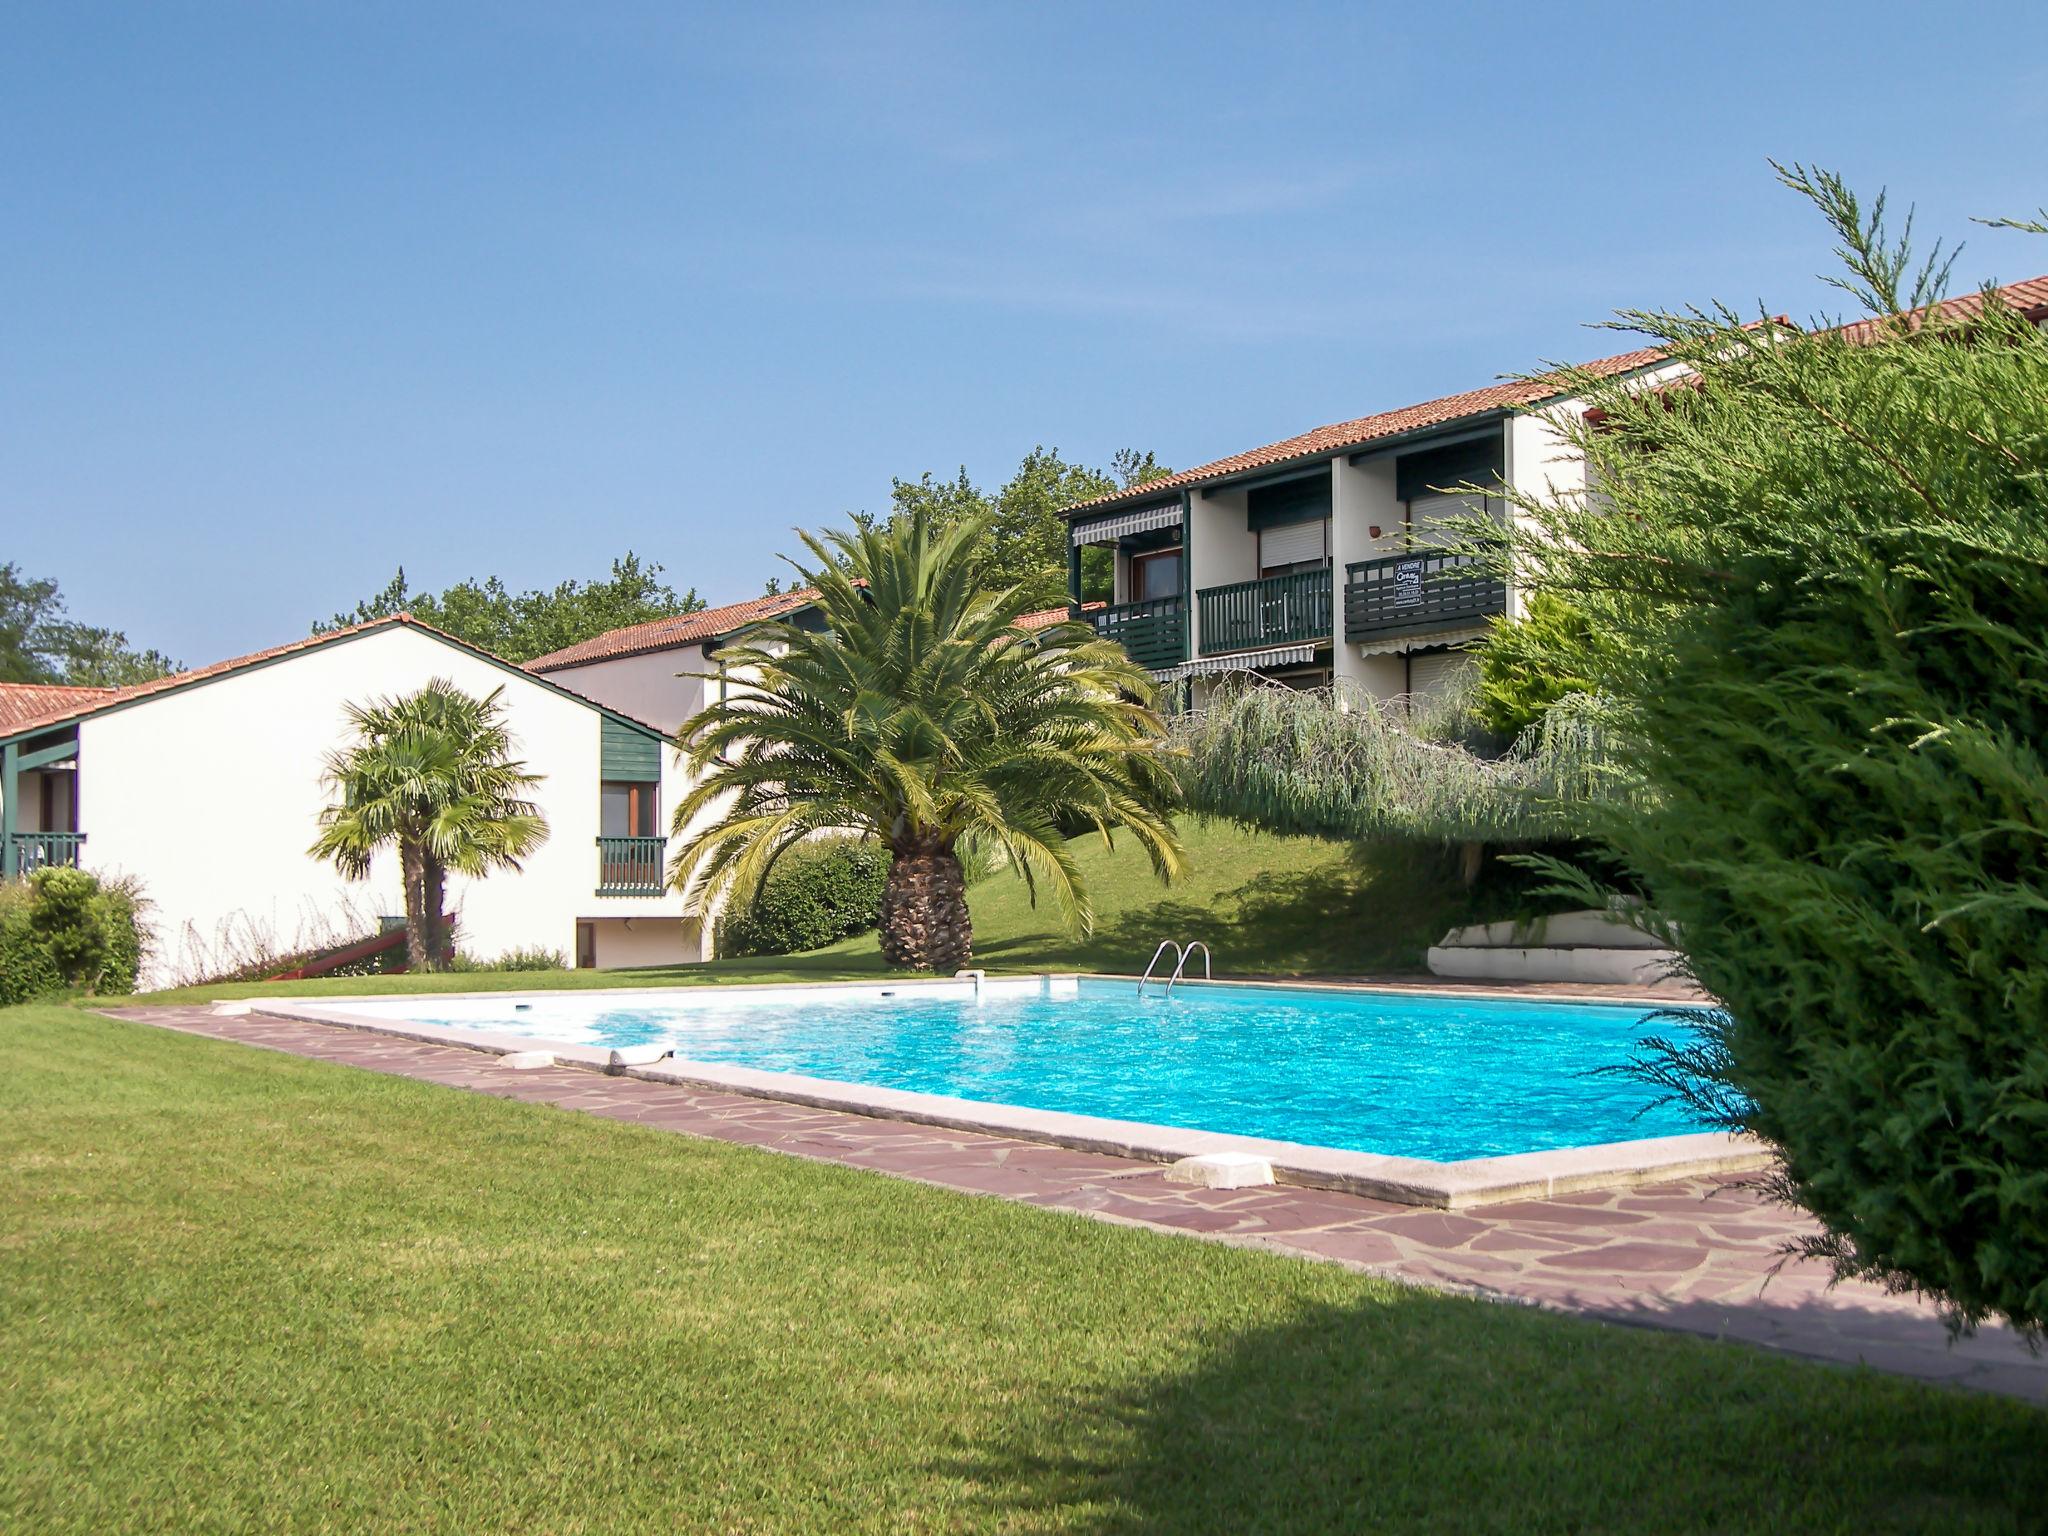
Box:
246;983;1771;1210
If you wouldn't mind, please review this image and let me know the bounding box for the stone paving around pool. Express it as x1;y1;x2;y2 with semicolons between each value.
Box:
107;1005;2045;1403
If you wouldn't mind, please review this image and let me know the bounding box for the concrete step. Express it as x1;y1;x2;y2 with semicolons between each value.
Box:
1426;943;1684;986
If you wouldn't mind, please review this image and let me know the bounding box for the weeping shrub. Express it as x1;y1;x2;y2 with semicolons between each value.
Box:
717;838;891;957
1497;165;2048;1337
1172;676;1621;852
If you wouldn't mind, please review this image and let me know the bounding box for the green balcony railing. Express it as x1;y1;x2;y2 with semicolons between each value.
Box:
595;835;666;896
1086;596;1186;671
1196;567;1332;656
1343;553;1505;642
4;831;85;876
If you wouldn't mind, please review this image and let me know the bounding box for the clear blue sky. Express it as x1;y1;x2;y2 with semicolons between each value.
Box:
7;1;2045;664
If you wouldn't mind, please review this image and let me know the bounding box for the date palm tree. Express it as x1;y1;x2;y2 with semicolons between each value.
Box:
671;510;1184;971
310;680;549;971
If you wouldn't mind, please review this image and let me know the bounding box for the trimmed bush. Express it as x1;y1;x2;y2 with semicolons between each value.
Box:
0;868;146;1003
1473;594;1614;739
450;946;569;973
718;838;890;958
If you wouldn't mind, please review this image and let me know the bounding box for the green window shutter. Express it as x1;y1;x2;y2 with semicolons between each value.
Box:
600;718;661;782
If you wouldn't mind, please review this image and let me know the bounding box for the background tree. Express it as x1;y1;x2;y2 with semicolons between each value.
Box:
316;552;703;663
671;508;1184;972
888;446;1170;611
310;680;549;971
1495;164;2048;1338
0;563;180;685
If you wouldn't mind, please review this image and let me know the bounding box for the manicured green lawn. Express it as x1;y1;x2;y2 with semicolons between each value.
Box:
4;1005;2042;1533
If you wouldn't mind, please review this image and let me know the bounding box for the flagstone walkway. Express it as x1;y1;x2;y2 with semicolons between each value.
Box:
107;1004;2045;1402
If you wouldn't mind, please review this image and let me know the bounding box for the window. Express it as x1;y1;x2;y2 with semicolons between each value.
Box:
1258;518;1328;576
1130;548;1181;602
600;781;657;838
576;921;597;970
1407;490;1498;551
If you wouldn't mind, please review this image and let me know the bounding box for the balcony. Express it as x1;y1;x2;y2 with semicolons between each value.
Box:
595;835;666;896
4;831;85;876
1196;567;1332;657
1086;597;1186;671
1344;553;1505;642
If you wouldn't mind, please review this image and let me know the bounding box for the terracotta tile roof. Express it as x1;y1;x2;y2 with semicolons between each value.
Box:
0;682;114;734
1015;601;1104;632
1833;274;2048;344
0;614;667;741
1064;345;1668;519
525;588;825;672
1064;274;2048;521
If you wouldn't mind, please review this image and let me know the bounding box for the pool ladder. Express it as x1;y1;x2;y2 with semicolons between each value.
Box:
1138;940;1211;997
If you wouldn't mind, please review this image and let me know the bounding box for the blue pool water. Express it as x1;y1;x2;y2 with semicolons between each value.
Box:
325;978;1705;1162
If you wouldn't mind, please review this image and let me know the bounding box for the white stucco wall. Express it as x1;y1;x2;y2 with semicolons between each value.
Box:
70;623;698;986
542;645;714;739
1186;486;1254;655
1329;454;1408;703
1503;408;1586;623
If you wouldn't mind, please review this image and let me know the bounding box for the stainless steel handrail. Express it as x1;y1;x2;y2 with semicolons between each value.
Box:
1138;940;1183;996
1164;941;1211;996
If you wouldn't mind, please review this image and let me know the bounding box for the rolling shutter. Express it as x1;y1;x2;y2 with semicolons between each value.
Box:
1407;647;1474;701
1258;518;1327;572
1407;490;1500;550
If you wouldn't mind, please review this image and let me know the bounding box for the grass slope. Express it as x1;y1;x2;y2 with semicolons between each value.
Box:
879;817;1476;976
135;819;1476;1006
4;1006;2043;1533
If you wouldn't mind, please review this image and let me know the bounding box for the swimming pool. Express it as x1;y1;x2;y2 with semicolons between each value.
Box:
293;975;1706;1164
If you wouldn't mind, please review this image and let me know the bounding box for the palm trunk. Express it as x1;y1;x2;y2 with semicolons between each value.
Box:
422;858;448;971
1458;840;1485;889
400;841;430;972
878;842;971;973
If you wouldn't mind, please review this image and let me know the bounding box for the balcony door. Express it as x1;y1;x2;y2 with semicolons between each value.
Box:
600;781;657;838
1130;548;1181;603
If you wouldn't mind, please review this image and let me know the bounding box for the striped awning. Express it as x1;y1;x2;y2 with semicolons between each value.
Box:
1353;624;1492;659
1069;501;1182;546
1157;643;1316;681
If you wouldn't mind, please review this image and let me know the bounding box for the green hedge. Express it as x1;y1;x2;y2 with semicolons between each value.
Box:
718;839;889;958
0;868;146;1004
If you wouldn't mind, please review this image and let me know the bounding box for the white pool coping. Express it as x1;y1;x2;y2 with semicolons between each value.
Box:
250;974;1769;1210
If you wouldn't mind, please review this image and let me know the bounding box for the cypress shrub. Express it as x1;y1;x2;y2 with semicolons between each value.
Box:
718;838;890;958
1501;166;2048;1336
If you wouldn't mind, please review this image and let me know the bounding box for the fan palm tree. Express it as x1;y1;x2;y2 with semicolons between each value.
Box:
310;680;550;971
670;509;1184;972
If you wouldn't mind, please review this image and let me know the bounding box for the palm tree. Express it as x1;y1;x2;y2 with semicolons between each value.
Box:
670;509;1185;972
310;680;550;971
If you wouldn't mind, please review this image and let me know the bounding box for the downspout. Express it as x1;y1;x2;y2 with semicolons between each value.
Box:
0;741;16;877
1179;492;1195;708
